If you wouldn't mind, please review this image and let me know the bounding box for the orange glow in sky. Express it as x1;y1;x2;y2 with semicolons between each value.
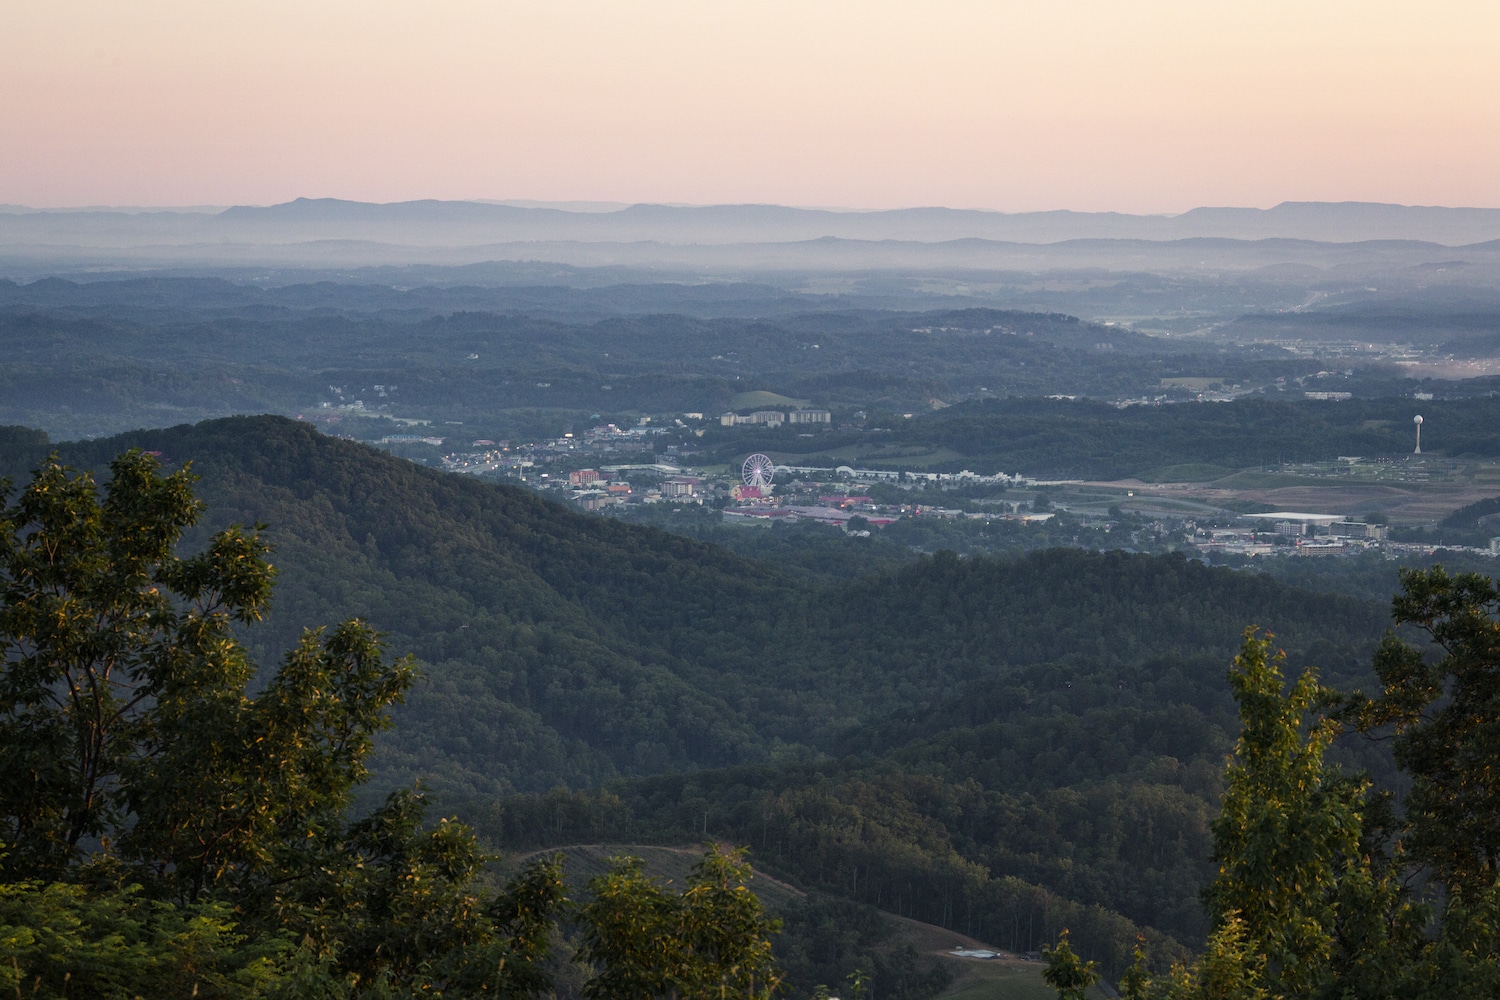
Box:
4;1;1498;211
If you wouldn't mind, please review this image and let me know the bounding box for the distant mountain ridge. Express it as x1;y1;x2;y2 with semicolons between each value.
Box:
7;198;1500;248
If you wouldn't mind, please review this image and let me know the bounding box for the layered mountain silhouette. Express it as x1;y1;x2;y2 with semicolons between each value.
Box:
9;198;1500;246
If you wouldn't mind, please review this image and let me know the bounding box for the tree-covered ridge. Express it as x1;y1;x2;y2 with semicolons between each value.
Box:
8;440;1499;997
467;646;1359;978
475;759;1209;976
0;449;785;998
0;283;1312;440
0;419;1416;989
0;417;1390;801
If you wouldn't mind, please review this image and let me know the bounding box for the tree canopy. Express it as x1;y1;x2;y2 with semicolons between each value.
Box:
0;450;780;997
1071;614;1500;999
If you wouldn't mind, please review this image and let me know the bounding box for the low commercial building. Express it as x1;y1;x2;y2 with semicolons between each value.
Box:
1328;521;1387;540
1297;541;1347;556
719;411;787;428
1243;512;1344;537
573;491;613;511
787;409;832;424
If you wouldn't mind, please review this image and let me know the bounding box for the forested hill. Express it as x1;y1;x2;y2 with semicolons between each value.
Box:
1;416;1410;977
2;416;1388;800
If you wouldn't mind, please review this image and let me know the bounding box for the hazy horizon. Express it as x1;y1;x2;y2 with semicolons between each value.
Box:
6;2;1498;213
5;197;1499;216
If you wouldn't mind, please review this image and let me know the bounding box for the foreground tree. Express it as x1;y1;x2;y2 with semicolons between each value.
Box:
0;452;566;996
2;451;784;997
1331;566;1500;999
1201;629;1366;998
1340;566;1500;894
578;844;783;999
1041;929;1100;1000
0;450;415;896
0;880;294;1000
1106;604;1500;1000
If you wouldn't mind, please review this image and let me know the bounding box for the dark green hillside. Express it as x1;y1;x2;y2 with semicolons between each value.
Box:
4;419;1378;783
1;416;1389;804
0;417;1416;985
16;417;804;793
472;639;1380;971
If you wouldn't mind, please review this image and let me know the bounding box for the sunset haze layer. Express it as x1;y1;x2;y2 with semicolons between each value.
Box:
4;0;1498;211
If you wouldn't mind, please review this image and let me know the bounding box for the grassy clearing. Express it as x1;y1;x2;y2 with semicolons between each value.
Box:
937;962;1058;1000
730;390;813;410
1212;471;1331;489
1139;463;1237;483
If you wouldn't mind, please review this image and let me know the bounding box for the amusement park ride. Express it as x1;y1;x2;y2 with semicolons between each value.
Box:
740;453;775;499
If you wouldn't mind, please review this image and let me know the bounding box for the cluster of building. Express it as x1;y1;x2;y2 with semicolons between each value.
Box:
440;444;531;476
421;414;1499;560
719;497;1052;532
559;466;707;510
522;458;1039;530
1189;514;1387;558
774;465;1021;486
718;409;832;428
1189;512;1500;559
379;433;447;447
435;419;685;478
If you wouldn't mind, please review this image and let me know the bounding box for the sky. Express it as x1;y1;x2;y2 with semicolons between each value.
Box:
4;1;1498;213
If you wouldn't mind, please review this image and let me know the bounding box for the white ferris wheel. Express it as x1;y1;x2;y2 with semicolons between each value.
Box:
741;453;776;490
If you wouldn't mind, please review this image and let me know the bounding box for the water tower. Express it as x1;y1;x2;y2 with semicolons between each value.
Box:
1414;414;1423;455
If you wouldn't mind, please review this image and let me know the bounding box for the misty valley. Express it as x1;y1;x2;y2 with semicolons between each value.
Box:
5;200;1500;999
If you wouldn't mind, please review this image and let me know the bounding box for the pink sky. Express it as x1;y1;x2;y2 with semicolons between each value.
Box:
4;1;1498;212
